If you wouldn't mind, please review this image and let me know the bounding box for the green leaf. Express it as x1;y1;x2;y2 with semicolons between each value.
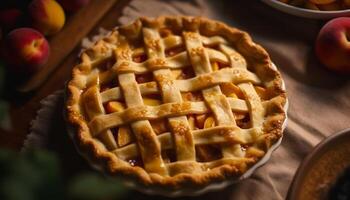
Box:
68;173;127;200
0;149;65;200
0;149;129;200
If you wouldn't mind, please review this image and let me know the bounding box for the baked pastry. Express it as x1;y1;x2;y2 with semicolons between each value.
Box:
66;16;287;188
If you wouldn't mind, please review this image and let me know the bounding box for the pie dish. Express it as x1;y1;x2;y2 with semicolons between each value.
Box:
65;16;287;191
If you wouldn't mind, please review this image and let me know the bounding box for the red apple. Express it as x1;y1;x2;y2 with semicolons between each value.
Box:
2;28;50;74
57;0;90;12
315;17;350;73
0;9;23;29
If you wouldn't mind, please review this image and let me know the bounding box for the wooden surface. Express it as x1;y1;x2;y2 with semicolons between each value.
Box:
17;0;118;92
0;0;131;150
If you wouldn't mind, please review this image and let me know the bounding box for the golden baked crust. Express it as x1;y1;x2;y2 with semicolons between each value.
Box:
65;16;287;188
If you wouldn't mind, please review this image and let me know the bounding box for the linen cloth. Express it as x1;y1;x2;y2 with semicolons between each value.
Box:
25;1;350;200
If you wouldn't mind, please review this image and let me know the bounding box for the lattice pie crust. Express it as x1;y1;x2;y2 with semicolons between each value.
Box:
66;16;286;188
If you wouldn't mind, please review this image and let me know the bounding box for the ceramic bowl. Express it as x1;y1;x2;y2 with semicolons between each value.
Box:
262;0;350;19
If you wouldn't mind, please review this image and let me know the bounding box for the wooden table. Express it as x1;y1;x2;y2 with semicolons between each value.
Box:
0;0;131;150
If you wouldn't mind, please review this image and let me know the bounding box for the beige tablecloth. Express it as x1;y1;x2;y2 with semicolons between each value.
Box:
117;0;350;199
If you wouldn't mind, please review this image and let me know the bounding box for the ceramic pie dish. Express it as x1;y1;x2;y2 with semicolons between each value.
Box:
262;0;350;19
65;16;288;196
288;128;350;200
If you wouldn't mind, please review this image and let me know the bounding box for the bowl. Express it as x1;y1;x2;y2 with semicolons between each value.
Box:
287;128;350;200
262;0;350;19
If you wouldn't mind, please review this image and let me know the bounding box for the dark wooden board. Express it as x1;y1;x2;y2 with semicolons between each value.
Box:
17;0;118;92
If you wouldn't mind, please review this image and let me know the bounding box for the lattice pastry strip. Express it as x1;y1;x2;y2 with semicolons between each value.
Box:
91;35;247;85
83;85;117;150
183;31;244;159
113;34;229;74
219;44;266;156
116;36;167;175
98;67;260;102
220;43;265;138
183;31;235;125
89;99;254;135
90;99;251;133
113;126;257;159
143;28;196;163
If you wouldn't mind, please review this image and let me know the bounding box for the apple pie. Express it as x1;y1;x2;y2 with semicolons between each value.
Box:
66;16;287;188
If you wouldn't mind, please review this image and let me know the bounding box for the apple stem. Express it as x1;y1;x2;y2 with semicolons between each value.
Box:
33;40;39;48
32;39;43;49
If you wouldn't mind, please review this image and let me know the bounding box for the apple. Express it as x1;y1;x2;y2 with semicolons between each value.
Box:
0;9;23;30
2;28;50;74
28;0;65;36
315;17;350;74
57;0;90;13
